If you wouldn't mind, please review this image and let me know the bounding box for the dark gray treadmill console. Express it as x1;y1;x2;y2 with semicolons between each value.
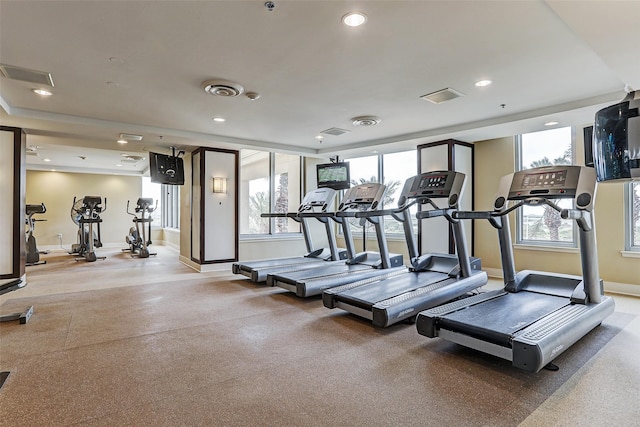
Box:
406;170;464;201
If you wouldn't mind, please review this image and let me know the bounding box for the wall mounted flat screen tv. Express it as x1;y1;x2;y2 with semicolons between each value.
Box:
149;152;185;185
317;162;350;190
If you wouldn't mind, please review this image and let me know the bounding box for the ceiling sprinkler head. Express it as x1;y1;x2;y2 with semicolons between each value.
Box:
246;92;260;101
265;1;275;11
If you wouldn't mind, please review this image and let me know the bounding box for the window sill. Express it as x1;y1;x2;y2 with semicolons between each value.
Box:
513;244;579;254
621;250;640;258
240;233;303;243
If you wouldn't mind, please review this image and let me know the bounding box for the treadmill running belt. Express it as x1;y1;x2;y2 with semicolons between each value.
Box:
336;271;446;306
439;291;569;346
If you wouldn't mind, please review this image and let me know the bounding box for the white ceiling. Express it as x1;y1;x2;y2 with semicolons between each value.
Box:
1;0;639;175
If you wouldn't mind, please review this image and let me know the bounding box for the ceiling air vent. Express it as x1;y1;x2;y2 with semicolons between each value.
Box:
320;127;351;136
420;87;465;104
0;64;54;87
202;79;244;97
352;116;382;127
121;154;146;162
119;133;143;141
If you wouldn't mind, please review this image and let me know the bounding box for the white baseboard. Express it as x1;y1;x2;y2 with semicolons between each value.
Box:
605;281;640;298
178;256;233;273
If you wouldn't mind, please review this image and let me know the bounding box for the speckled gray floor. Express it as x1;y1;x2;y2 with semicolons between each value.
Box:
1;247;639;426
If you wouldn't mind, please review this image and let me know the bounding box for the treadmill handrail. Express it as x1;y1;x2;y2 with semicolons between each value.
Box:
416;208;452;220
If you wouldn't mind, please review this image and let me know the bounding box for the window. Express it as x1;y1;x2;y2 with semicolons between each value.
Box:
626;181;640;251
240;150;302;236
516;127;576;246
241;150;270;234
344;151;417;236
161;184;180;229
141;177;178;229
274;153;302;234
382;151;418;235
141;177;162;224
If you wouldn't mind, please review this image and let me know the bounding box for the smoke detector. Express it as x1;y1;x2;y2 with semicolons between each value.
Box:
352;116;382;127
202;79;245;97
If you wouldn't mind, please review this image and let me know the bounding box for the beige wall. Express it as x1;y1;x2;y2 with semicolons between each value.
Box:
26;170;142;248
474;132;639;290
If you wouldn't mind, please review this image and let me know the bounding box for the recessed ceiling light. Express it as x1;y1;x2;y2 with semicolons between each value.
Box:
213;117;226;122
117;139;128;144
342;12;367;27
33;89;52;96
315;135;324;140
116;164;123;167
475;80;492;87
43;158;51;162
545;121;559;126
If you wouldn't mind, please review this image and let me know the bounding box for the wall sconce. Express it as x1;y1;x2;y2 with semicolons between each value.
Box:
212;177;228;194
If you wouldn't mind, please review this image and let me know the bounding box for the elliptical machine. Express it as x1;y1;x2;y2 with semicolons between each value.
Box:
25;203;48;266
123;198;157;258
70;196;107;262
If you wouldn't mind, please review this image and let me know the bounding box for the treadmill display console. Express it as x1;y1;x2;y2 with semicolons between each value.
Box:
508;166;580;200
521;170;567;188
299;188;336;211
408;171;455;198
344;185;381;202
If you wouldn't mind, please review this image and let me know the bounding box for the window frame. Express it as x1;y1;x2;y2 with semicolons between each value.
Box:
343;150;418;239
240;150;304;237
514;128;578;248
625;181;640;252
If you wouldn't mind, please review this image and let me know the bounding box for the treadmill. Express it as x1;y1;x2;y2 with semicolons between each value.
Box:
416;165;615;372
232;187;347;282
323;171;487;327
267;182;406;297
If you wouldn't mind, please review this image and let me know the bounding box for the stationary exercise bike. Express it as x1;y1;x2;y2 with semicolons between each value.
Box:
25;203;48;266
123;198;157;258
70;196;107;262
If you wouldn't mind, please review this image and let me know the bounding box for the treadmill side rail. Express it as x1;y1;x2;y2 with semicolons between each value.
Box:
512;296;615;372
371;271;488;327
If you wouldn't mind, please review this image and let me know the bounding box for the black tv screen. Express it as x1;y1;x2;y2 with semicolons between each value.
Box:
583;125;594;167
317;162;350;190
149;152;185;185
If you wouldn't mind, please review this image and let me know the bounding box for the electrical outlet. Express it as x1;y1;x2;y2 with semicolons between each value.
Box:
57;233;63;239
